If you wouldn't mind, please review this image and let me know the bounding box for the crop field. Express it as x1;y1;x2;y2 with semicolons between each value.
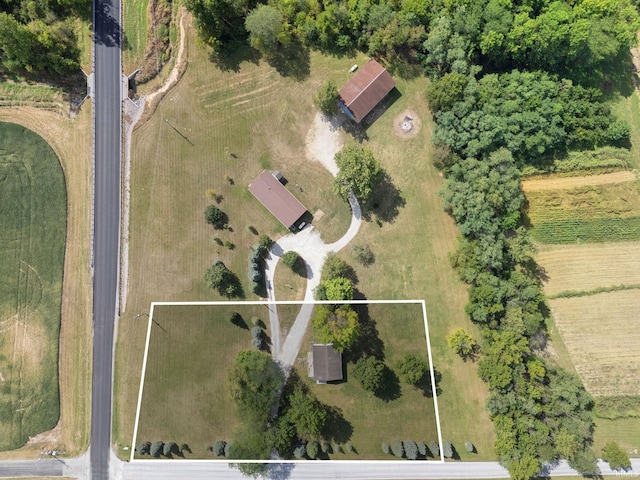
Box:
525;178;640;243
536;242;640;296
0;123;66;450
114;19;495;459
133;304;272;457
549;289;640;397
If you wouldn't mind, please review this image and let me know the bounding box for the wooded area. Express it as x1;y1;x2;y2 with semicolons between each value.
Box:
0;0;89;75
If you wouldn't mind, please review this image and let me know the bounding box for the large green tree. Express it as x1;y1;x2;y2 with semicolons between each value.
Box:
333;146;384;204
312;304;360;351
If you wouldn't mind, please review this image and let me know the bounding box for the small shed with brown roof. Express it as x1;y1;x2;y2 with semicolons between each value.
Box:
307;344;343;384
338;60;396;123
249;170;308;230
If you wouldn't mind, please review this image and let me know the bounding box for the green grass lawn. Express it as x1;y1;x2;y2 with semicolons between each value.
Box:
123;0;148;74
295;302;440;460
593;417;640;458
133;304;272;458
0;122;65;450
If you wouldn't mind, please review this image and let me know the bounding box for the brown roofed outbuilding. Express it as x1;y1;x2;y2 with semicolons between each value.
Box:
338;60;396;123
249;170;307;230
308;344;343;383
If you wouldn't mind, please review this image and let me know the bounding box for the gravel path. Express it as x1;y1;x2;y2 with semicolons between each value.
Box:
267;113;359;374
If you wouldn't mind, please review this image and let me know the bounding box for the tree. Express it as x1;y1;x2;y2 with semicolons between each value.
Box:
284;386;327;438
258;234;273;252
184;0;252;49
426;72;468;112
395;353;429;386
602;441;631;471
312;304;360;351
404;440;419;460
137;441;151;455
446;328;479;360
205;205;225;228
245;5;284;56
351;244;374;266
228;350;284;422
333;146;384;204
322;253;354;281
322;277;354;302
441;440;453;458
465;441;475;453
306;440;320;459
382;442;390;454
293;443;306;458
390;440;404;457
313;80;339;116
150;441;164;457
205;261;242;297
213;440;226;456
282;251;300;269
353;356;385;393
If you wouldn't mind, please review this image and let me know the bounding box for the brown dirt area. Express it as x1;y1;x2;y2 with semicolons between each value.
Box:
522;171;636;192
0;106;93;456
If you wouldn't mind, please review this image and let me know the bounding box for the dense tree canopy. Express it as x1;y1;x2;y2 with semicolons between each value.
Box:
333;146;384;204
312;304;360;351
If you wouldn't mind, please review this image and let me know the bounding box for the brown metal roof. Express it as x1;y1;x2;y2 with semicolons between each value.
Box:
311;344;343;382
249;171;307;229
339;60;396;123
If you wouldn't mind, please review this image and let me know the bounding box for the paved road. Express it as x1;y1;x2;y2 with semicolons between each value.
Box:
92;0;122;479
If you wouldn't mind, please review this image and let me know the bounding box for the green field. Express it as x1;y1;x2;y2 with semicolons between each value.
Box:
0;122;66;450
123;0;149;74
115;20;495;459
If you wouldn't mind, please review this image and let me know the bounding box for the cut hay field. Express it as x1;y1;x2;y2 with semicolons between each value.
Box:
115;19;495;458
549;290;640;397
537;242;640;296
0;123;65;451
525;177;640;243
133;304;271;457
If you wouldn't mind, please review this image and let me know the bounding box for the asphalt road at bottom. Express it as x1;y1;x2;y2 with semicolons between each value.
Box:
92;0;122;479
0;460;64;477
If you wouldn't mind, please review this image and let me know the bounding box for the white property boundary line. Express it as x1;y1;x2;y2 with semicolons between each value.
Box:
131;300;444;464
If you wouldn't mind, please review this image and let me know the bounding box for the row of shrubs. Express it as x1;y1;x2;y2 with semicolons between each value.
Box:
136;441;187;458
292;440;356;459
381;440;473;459
247;235;272;294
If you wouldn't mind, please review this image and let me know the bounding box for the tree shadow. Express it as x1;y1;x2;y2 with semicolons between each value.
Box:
364;173;406;223
266;41;311;81
416;368;442;398
266;463;296;479
209;41;261;73
230;312;248;329
94;2;122;48
322;405;353;444
374;365;401;402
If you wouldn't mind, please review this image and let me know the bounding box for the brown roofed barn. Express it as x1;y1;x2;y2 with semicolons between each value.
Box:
308;344;343;384
338;60;396;123
249;170;307;230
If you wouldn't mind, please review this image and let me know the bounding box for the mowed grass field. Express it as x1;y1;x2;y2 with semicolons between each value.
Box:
294;303;439;460
115;19;495;458
123;0;149;74
0;123;65;450
134;304;271;457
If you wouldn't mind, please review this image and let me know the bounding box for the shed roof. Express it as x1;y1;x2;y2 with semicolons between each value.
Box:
339;60;396;123
249;171;307;229
310;344;343;383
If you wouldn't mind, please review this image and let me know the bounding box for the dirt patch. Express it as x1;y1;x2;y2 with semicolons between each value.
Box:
26;420;62;450
522;171;637;192
392;109;421;139
304;113;344;177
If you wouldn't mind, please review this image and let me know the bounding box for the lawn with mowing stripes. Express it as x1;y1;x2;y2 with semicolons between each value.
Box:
0;122;65;450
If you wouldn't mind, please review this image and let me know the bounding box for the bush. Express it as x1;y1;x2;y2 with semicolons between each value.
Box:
258;234;272;251
250;326;263;339
213;440;226;456
251;316;262;327
442;440;453;458
213;236;223;246
293;443;306;458
321;442;332;454
332;443;342;453
602;441;631;471
351;244;374;266
224;441;232;457
417;442;427;456
224;240;235;249
447;328;479;360
163;442;178;457
137;441;151;455
391;440;404;457
251;337;263;349
150;441;164;457
465;441;475;453
282;251;300;269
353;356;385;393
395;353;429;386
429;441;439;457
248;225;258;235
205;205;225;228
306;440;320;459
382;443;390;454
205;260;242;297
346;442;355;453
404;440;418;460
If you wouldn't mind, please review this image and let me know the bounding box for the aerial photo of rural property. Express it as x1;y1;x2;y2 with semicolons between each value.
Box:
0;0;639;479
